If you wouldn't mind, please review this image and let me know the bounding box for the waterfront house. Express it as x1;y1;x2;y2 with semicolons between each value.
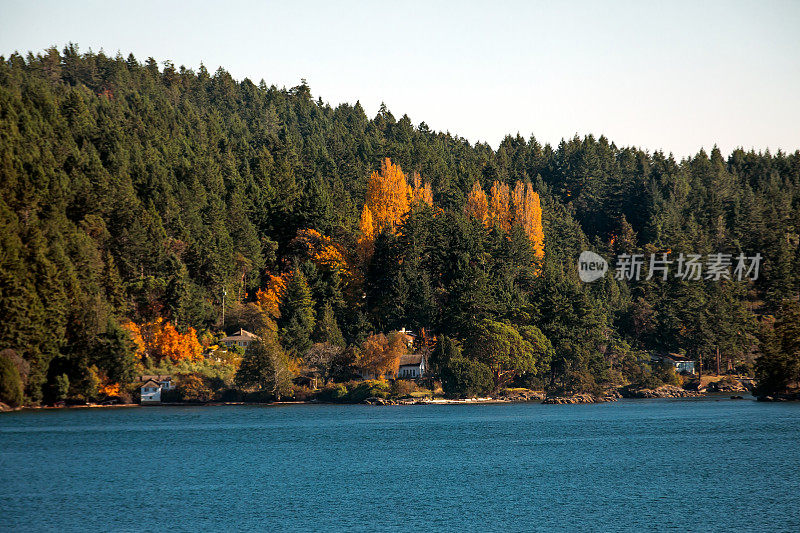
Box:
221;328;260;349
138;375;174;404
651;353;696;375
397;353;426;379
358;354;426;381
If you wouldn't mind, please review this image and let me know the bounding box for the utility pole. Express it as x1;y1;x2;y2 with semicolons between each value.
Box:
222;287;227;330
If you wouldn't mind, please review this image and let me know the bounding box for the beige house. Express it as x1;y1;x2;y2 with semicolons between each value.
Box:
221;328;260;349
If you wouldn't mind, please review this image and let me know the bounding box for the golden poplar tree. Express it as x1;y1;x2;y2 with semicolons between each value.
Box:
511;181;526;226
365;157;411;235
527;186;545;264
466;179;545;267
410;171;433;207
489;180;511;232
357;204;375;263
359;158;432;264
465;181;489;225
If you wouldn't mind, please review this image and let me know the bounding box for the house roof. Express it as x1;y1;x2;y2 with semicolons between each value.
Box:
222;328;261;342
399;354;424;367
653;353;693;363
138;375;172;382
140;379;161;389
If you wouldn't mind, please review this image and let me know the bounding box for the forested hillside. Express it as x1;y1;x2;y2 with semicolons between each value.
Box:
1;46;799;404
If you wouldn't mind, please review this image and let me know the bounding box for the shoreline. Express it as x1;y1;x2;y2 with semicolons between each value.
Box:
2;392;761;413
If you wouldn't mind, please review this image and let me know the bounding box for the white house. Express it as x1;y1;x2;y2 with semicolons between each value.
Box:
221;328;260;349
138;375;174;404
359;354;427;381
397;353;426;379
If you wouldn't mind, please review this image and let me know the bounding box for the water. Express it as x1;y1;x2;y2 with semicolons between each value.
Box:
1;397;799;532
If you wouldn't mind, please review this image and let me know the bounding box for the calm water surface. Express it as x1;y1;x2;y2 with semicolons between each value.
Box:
1;397;799;532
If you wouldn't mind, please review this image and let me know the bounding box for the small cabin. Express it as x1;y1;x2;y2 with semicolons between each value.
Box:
221;328;260;349
651;353;696;375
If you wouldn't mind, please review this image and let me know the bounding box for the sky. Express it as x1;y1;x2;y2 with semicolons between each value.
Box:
1;0;798;158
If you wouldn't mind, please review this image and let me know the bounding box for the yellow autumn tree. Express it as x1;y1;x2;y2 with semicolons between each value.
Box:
359;158;433;263
410;171;433;207
467;179;545;268
526;186;545;264
365;157;411;235
511;181;526;226
489;180;511;232
288;229;349;278
356;331;410;379
357;205;375;264
465;181;489;225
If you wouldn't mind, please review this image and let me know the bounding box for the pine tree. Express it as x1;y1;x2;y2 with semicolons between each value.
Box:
314;302;345;347
279;267;316;355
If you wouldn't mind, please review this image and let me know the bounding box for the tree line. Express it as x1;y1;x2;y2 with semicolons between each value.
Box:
0;45;798;405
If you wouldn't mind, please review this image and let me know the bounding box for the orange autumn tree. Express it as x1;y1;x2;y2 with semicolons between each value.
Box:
287;229;349;279
121;321;146;360
465;181;489;225
489;180;511;232
255;272;290;322
358;158;433;261
123;318;203;364
356;331;411;379
527;188;545;264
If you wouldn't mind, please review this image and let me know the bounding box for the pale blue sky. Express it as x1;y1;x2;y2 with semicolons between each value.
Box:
1;0;798;157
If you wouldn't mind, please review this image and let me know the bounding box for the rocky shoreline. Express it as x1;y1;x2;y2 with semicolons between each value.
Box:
3;377;762;411
619;384;703;399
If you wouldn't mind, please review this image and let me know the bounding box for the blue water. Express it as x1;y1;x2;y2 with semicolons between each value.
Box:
1;398;799;532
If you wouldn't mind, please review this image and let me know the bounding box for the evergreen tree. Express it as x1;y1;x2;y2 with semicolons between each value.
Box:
279;267;316;355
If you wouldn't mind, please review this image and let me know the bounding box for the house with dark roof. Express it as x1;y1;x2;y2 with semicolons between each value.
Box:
358;353;427;381
651;353;696;374
397;353;426;379
221;328;260;349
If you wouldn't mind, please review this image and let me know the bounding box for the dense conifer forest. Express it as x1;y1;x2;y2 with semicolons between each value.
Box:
1;46;799;405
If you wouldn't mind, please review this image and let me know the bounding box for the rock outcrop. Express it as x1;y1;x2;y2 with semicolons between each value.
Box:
620;384;701;399
501;390;546;402
706;378;750;393
542;393;599;404
363;397;395;405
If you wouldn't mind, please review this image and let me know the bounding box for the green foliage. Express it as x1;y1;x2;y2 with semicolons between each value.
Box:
441;358;494;397
0;354;24;407
235;333;293;400
635;362;681;390
345;380;391;402
314;302;345;347
53;374;70;402
177;375;213;402
755;302;800;397
463;320;541;388
280;267;316;355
